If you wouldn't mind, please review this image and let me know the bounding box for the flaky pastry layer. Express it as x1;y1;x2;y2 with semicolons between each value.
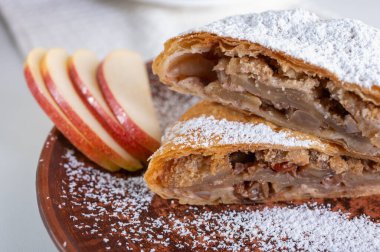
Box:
153;29;380;161
145;102;380;205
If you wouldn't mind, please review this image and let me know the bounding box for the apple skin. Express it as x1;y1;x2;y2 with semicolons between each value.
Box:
97;53;161;153
67;51;152;162
24;49;119;171
41;49;142;171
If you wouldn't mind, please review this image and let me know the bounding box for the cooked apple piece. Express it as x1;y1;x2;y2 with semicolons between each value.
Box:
98;50;161;152
24;48;118;171
41;48;142;171
68;49;152;161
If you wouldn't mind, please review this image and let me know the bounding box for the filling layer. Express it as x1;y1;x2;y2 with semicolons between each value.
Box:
166;48;380;157
159;149;380;203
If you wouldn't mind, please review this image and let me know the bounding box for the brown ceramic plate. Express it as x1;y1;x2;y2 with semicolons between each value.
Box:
36;65;380;251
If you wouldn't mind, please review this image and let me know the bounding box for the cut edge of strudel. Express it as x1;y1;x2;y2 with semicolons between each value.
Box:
145;101;380;205
152;9;380;161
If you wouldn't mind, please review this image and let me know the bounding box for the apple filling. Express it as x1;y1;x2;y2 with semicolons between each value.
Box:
165;50;380;158
158;149;380;204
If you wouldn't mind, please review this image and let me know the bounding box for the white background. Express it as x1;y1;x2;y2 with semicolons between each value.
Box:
0;0;379;251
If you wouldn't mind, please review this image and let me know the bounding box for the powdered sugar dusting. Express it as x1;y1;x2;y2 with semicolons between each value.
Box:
162;116;322;149
191;9;380;88
60;148;380;251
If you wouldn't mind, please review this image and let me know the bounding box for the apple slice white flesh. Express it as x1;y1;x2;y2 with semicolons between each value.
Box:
68;50;152;162
24;48;119;171
98;50;161;152
41;48;142;171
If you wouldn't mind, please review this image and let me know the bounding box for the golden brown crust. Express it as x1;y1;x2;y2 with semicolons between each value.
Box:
153;32;380;161
145;102;380;204
153;32;380;105
162;101;343;154
144;101;347;199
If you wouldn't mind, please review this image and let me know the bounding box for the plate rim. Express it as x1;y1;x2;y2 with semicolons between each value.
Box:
36;128;72;252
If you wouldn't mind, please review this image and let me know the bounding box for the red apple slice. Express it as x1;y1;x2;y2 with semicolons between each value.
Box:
24;48;119;171
98;50;161;152
68;50;152;161
41;48;142;171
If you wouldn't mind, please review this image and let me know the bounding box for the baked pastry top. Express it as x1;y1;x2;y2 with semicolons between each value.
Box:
145;101;380;205
153;9;380;161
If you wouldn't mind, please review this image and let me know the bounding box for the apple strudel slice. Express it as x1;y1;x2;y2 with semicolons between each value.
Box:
152;9;380;161
145;101;380;205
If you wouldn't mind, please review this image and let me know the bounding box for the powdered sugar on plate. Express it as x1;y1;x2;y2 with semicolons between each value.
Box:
162;115;323;149
61;148;380;251
149;64;199;130
190;9;380;89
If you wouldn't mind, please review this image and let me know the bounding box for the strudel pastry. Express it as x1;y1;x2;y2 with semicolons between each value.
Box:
145;101;380;205
153;9;380;160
